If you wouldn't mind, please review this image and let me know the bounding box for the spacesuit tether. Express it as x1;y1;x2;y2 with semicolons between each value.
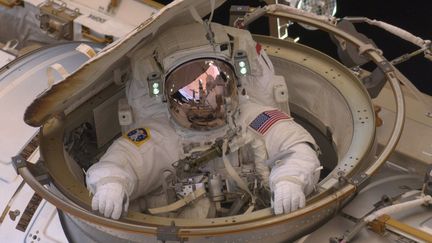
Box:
86;22;321;219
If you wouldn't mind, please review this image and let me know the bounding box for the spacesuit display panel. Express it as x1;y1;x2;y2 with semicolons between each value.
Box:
85;22;321;220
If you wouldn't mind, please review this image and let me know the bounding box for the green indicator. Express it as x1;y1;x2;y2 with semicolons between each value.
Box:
153;88;160;95
152;82;159;89
238;61;246;67
240;67;247;75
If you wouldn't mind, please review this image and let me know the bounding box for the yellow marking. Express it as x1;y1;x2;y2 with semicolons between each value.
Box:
375;215;432;242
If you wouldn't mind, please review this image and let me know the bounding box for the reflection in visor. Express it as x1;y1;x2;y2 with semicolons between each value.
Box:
165;59;238;130
178;61;220;101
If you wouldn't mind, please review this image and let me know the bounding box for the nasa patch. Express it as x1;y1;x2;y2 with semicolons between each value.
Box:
124;128;150;147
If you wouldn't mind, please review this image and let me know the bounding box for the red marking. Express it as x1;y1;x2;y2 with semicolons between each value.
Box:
256;43;262;55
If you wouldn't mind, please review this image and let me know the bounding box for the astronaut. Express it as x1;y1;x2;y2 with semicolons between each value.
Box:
86;22;321;220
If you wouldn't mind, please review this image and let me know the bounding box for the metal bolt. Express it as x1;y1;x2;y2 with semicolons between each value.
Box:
8;210;20;221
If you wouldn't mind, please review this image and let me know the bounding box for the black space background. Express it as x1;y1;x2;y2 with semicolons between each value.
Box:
156;0;432;95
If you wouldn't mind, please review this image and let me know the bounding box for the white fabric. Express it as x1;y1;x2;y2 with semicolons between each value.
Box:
87;118;180;199
268;143;320;214
250;138;270;187
269;143;320;196
126;78;167;123
224;25;288;112
238;101;320;214
364;195;432;223
240;51;284;109
273;181;305;215
91;182;126;219
87;101;319;217
270;143;320;215
86;26;321;218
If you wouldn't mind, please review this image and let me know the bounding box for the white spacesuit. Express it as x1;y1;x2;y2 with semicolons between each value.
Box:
86;22;321;220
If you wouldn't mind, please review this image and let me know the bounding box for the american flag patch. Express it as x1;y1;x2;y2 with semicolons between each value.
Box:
249;110;291;135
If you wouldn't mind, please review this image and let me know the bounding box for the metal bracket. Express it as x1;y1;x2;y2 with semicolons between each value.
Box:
336;171;368;188
330;19;376;67
12;155;27;171
38;1;80;40
361;59;394;98
229;5;250;27
376;60;393;73
362;67;385;98
349;172;369;186
28;161;51;185
156;221;186;243
12;156;51;185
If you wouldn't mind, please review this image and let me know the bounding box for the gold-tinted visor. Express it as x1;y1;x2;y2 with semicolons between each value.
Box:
165;59;238;130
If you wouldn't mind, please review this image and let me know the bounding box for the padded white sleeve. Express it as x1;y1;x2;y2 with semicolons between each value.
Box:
86;138;141;198
238;102;320;194
264;120;320;195
269;142;320;195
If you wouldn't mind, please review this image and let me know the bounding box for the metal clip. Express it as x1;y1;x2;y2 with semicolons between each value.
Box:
376;60;393;74
156;221;186;243
12;155;27;171
349;172;369;186
12;156;51;185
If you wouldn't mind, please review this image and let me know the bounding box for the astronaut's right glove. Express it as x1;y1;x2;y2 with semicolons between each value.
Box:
91;182;127;219
272;180;306;215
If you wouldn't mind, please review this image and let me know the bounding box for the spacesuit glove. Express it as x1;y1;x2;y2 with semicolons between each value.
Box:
91;182;126;219
272;181;306;215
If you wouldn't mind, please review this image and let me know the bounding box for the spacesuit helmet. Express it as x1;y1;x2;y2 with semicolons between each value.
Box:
165;57;239;131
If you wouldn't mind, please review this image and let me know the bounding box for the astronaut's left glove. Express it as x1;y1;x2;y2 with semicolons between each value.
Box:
272;181;306;214
268;143;320;215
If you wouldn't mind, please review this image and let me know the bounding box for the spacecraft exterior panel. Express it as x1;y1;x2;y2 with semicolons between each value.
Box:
301;161;432;243
16;1;406;242
0;150;67;243
0;0;431;242
0;186;68;243
0;42;102;163
374;83;432;170
0;42;104;243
